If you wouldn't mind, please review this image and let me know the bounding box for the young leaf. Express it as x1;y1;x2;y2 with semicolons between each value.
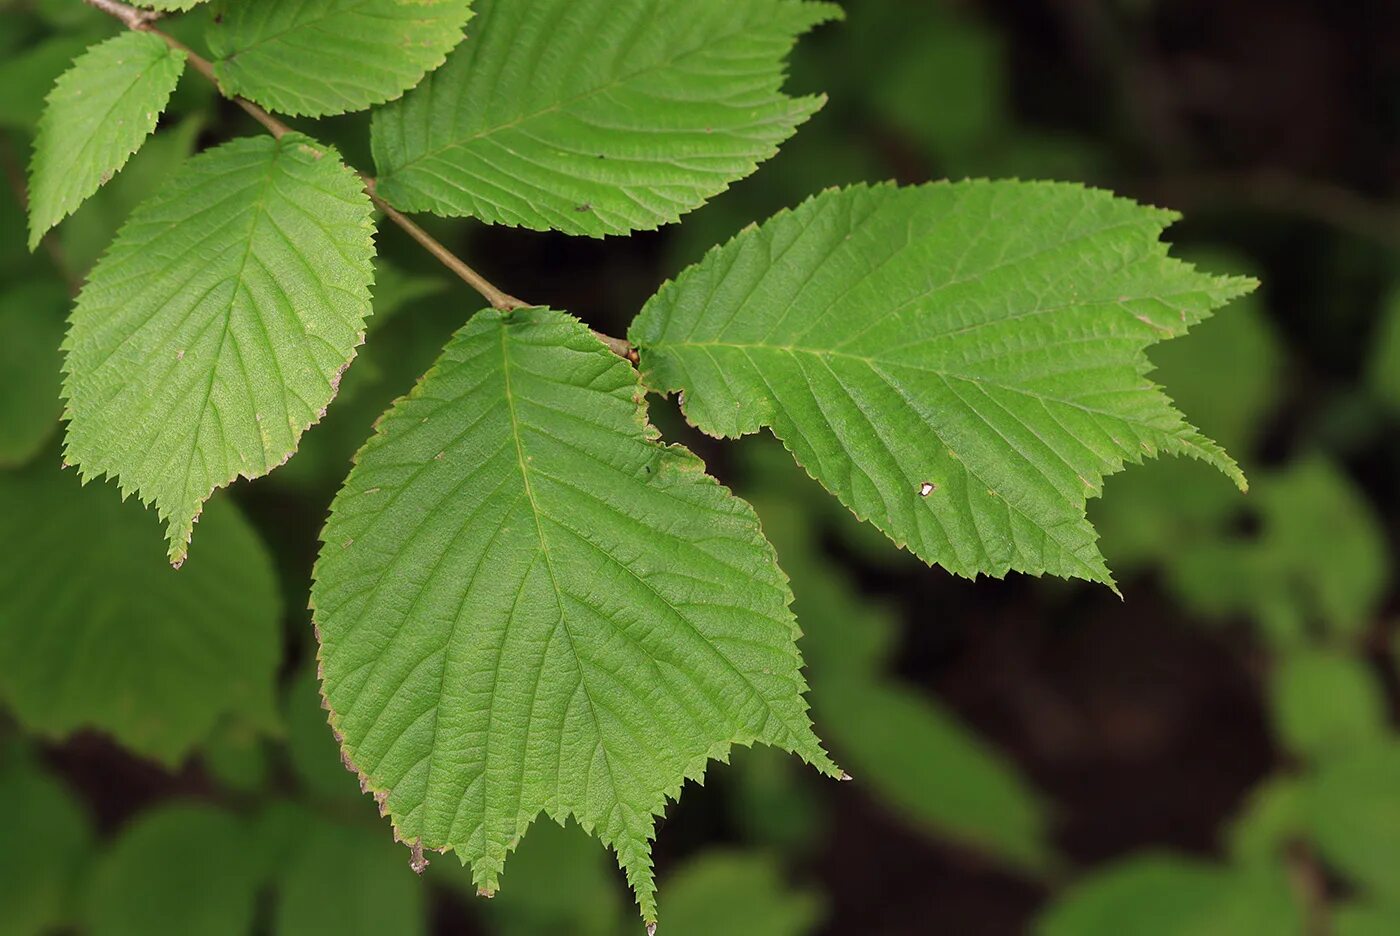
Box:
311;307;836;922
371;0;840;236
0;459;281;764
62;133;376;566
631;181;1252;586
26;30;186;249
208;0;474;118
0;280;67;467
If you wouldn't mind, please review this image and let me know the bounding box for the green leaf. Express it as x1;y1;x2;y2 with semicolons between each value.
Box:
58;117;203;276
311;307;835;922
27;30;186;249
208;0;473;118
61;132;376;566
273;812;429;936
1269;649;1387;760
0;458;281;764
371;0;839;236
0;280;67;467
0;33;100;130
655;852;823;936
1170;455;1389;643
84;805;266;936
1139;250;1281;455
1226;776;1304;868
0;753;92;936
631;181;1250;586
200;721;272;794
1304;742;1400;900
1035;854;1301;936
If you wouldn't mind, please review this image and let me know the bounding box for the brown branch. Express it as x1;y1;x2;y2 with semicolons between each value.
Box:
361;177;524;312
80;0;637;359
1285;841;1331;936
82;0;159;29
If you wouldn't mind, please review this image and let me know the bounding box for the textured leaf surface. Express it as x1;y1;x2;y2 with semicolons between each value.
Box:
62;133;376;565
0;459;281;764
372;0;838;235
209;0;473;118
312;307;834;921
632;181;1251;585
0;281;67;467
27;30;185;249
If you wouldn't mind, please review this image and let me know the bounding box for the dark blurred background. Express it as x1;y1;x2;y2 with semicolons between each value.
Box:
2;1;1398;934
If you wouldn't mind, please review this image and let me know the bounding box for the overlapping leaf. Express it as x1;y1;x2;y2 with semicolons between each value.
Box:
62;133;376;565
27;30;186;248
0;459;281;764
209;0;474;118
371;0;839;235
311;307;835;922
631;181;1252;586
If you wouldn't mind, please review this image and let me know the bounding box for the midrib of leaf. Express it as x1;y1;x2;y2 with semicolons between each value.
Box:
178;154;282;521
486;323;817;812
489;322;623;833
680;212;1160;350
382;5;802;178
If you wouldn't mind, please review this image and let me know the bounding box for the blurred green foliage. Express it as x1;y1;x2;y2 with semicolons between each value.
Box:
2;0;1397;933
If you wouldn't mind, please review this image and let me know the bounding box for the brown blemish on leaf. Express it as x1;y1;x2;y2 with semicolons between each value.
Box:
409;840;430;875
